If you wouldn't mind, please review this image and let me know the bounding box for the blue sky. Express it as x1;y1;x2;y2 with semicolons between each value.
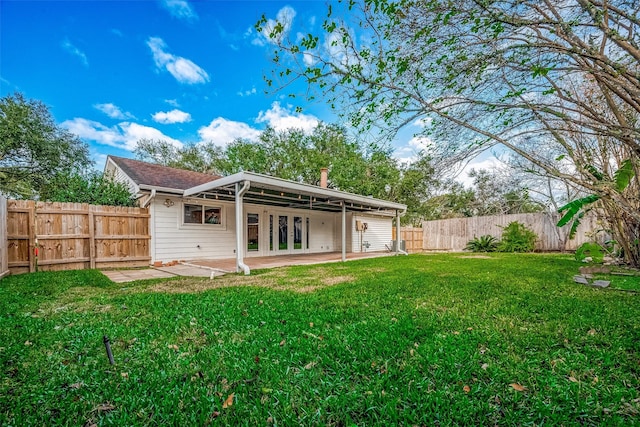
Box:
1;0;496;181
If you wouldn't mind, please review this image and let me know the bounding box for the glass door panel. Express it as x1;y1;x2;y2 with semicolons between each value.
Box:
247;213;259;252
278;215;288;251
293;216;303;250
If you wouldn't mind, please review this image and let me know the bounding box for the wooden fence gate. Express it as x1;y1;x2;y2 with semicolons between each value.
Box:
6;200;150;275
392;226;424;253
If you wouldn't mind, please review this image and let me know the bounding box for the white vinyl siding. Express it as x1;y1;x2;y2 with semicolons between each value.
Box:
351;214;393;253
150;198;348;262
152;197;237;262
105;161;138;194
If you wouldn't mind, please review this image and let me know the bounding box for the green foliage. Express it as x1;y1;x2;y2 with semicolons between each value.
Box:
1;254;639;425
497;221;537;252
40;172;137;206
465;235;499;252
614;159;635;192
557;194;601;238
0;93;91;198
575;242;605;264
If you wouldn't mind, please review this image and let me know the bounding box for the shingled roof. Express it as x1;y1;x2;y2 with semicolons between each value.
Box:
108;156;220;191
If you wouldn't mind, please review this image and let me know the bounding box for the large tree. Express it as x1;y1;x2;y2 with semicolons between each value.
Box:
258;0;640;265
0;93;91;198
134;123;437;223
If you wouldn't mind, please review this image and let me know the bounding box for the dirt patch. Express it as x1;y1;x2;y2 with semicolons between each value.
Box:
457;255;493;259
321;275;355;286
139;267;356;295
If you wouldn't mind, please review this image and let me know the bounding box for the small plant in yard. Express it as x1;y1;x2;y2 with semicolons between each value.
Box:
465;235;499;252
498;221;537;252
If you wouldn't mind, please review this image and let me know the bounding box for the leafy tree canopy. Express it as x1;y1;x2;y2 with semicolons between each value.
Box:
40;171;138;207
257;0;640;265
0;93;91;198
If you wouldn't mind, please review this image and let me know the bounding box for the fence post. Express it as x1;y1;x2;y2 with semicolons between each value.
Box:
28;201;36;273
89;209;96;269
0;196;8;279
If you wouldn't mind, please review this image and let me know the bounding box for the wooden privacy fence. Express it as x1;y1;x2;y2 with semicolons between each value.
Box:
392;226;424;253
6;200;150;275
0;197;8;279
421;212;601;252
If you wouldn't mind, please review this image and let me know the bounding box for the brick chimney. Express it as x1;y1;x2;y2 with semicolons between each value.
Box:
320;168;328;188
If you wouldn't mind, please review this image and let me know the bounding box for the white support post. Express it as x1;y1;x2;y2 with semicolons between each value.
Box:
396;209;401;255
235;182;251;275
341;202;346;262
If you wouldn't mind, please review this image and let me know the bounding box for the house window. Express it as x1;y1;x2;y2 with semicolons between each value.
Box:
183;204;222;225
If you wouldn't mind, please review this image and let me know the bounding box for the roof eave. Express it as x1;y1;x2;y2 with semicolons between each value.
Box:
184;171;407;212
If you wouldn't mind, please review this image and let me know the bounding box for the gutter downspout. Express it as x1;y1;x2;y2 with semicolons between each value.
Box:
235;181;251;275
341;202;346;262
142;189;156;208
395;209;408;256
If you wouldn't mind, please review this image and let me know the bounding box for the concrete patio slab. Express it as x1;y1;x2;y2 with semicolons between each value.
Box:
102;251;396;283
101;268;176;283
189;251;394;272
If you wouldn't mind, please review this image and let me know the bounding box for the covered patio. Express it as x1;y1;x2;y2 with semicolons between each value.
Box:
186;250;394;273
184;171;407;275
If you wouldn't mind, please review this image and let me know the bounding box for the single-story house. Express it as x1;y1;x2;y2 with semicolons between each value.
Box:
105;156;407;274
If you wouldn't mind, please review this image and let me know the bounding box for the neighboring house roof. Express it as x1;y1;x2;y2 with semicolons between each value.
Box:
107;156;219;192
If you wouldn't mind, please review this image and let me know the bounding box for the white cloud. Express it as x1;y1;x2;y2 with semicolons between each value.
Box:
110;29;123;37
62;118;182;151
94;103;134;120
198;118;261;147
413;117;433;128
147;37;209;84
458;156;505;187
164;99;180;107
255;101;318;133
302;51;316;67
152;109;192;124
237;87;257;97
252;6;296;46
160;0;198;21
61;38;88;67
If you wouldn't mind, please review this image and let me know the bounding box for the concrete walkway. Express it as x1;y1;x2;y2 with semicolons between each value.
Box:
102;263;223;283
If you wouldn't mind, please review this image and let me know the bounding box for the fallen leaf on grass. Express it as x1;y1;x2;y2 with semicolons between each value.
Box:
592;376;599;384
168;344;179;351
24;341;32;346
309;322;314;328
481;363;489;370
279;339;286;347
304;361;317;370
452;331;460;335
587;329;597;336
222;393;234;409
121;372;128;378
463;385;471;393
70;382;83;389
568;376;579;383
92;403;115;413
211;411;220;418
509;383;527;392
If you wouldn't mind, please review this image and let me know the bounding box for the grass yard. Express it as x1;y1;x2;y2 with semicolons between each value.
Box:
0;253;639;426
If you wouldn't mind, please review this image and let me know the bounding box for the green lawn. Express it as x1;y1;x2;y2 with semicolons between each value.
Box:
1;254;638;425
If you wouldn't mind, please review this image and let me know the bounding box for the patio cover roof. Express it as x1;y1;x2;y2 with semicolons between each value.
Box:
183;171;406;215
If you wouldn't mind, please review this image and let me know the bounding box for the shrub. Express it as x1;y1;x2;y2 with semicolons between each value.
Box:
498;221;537;252
465;235;499;252
575;242;605;263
